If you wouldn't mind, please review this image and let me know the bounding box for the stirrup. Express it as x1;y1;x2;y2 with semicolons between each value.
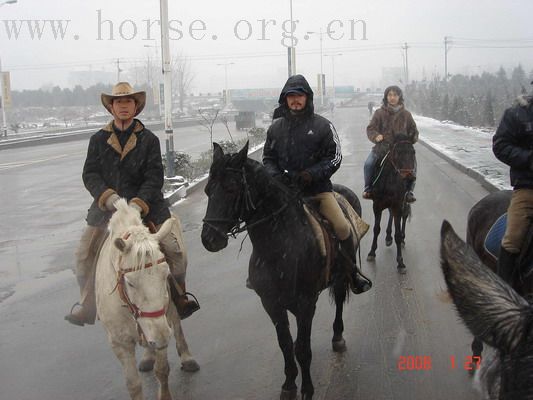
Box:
64;302;87;327
177;292;200;320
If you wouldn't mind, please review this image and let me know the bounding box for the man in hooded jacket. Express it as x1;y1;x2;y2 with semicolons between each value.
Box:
263;74;372;294
64;82;199;326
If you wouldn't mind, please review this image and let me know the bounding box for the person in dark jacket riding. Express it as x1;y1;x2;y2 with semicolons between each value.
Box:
263;74;372;294
363;86;418;202
65;82;199;326
492;92;533;285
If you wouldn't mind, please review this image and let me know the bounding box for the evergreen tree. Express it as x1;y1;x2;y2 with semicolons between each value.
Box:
483;91;495;127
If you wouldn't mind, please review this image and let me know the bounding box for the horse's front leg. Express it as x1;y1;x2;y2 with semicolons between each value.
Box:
154;346;172;400
367;207;383;261
295;302;317;400
260;298;298;400
331;274;347;352
111;340;144;400
394;213;406;272
167;300;200;372
385;210;393;247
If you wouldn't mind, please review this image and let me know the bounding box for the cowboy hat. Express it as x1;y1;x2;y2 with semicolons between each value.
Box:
101;82;146;117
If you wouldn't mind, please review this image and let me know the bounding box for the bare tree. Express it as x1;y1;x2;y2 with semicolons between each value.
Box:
198;109;219;150
219;115;235;143
172;52;195;112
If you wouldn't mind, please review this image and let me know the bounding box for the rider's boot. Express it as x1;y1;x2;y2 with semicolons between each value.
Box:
497;246;518;285
339;234;372;294
65;272;97;326
171;276;200;320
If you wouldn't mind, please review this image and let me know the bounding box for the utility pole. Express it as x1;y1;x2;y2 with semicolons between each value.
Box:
402;42;409;85
217;62;235;106
444;36;450;83
160;0;174;176
287;0;296;77
0;57;7;137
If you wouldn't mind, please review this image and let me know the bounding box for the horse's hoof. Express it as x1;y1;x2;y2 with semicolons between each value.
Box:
367;254;375;262
181;359;200;372
385;238;393;247
332;338;347;353
397;265;407;274
280;388;297;400
138;358;155;372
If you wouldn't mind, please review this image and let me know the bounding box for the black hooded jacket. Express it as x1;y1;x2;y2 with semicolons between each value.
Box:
493;95;533;189
263;75;342;195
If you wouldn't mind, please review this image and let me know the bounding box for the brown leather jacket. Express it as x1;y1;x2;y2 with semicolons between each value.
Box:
367;104;419;153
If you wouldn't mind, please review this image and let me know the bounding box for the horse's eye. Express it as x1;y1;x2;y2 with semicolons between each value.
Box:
125;279;135;288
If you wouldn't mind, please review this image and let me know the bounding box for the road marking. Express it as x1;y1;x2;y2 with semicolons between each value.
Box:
0;152;84;171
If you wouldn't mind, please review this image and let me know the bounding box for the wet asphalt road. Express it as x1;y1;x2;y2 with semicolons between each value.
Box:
0;107;487;400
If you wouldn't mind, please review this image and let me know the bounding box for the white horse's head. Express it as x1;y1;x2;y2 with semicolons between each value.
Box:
109;199;174;349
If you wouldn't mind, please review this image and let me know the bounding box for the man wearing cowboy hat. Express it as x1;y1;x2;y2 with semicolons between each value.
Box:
65;82;200;326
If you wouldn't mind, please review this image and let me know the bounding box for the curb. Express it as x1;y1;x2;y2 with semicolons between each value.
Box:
418;138;499;193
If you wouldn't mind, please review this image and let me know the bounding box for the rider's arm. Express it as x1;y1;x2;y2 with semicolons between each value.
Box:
367;111;383;143
83;134;116;211
262;125;283;177
306;122;342;181
493;108;532;170
406;112;419;144
133;133;165;217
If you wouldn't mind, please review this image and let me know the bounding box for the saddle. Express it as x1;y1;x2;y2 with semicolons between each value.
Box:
303;193;370;287
484;213;533;278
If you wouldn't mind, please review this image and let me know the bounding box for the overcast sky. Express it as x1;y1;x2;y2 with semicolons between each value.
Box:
1;0;533;93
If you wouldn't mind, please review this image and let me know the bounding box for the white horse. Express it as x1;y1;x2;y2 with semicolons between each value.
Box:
96;199;198;400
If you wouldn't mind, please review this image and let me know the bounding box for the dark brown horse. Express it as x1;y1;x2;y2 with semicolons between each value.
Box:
201;142;364;400
466;190;533;360
367;134;415;271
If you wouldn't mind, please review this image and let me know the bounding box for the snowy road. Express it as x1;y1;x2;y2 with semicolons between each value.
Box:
0;106;491;399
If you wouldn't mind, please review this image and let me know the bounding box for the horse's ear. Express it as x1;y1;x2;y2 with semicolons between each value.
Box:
213;142;224;162
234;141;249;166
153;218;173;242
115;237;132;253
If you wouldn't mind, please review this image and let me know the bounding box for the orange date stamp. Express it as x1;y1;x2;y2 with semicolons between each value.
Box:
397;355;482;371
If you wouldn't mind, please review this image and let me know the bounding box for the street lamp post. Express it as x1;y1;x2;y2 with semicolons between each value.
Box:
217;62;234;107
287;0;296;77
0;0;17;138
325;53;342;104
144;42;163;119
308;28;326;106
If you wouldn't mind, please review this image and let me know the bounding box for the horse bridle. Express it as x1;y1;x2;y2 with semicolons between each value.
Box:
202;166;288;239
389;140;415;178
111;232;168;321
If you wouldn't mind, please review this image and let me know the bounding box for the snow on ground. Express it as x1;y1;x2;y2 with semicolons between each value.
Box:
414;115;511;190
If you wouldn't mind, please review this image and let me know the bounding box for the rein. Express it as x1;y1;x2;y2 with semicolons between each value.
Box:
389;140;415;177
202;166;289;238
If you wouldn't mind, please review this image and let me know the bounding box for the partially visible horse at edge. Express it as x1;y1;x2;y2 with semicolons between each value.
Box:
95;199;198;400
441;220;533;400
466;190;533;362
201;142;367;400
367;134;415;271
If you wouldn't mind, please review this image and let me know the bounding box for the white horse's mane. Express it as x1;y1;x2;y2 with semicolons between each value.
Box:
108;198;161;271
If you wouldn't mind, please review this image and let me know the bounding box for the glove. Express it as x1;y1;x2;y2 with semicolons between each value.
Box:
295;170;312;188
130;202;143;214
274;171;291;186
104;193;120;211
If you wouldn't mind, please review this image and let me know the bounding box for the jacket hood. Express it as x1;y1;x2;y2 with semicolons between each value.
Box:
273;74;314;118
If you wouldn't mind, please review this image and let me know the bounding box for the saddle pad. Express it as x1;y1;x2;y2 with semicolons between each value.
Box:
303;205;327;257
484;213;507;260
